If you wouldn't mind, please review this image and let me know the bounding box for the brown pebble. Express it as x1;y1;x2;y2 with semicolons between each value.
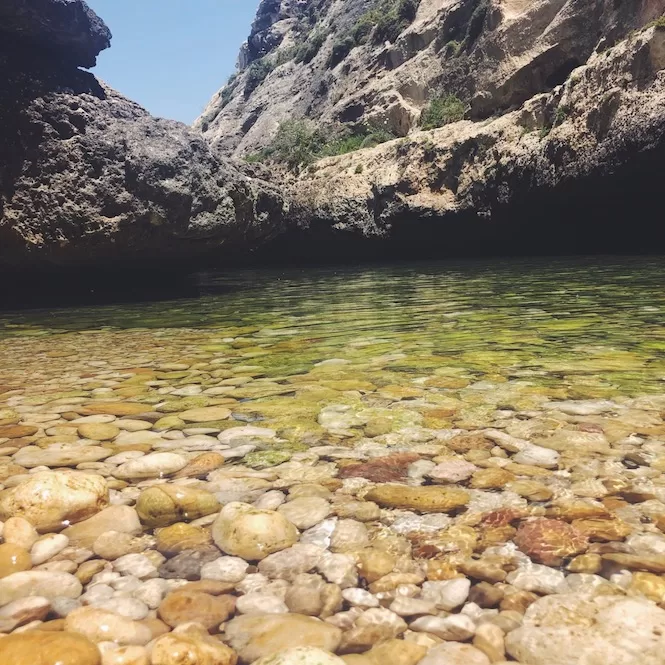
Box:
0;543;32;578
500;590;538;613
0;630;101;664
179;580;236;596
158;591;236;632
139;618;171;640
469;581;505;608
76;560;108;585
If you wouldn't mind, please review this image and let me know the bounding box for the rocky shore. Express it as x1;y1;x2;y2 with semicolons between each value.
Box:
1;309;665;664
0;0;288;274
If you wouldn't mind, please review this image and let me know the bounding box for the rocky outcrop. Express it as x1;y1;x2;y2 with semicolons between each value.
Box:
0;0;288;273
266;25;665;257
197;0;665;158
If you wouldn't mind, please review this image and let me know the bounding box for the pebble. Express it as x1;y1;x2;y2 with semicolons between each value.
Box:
364;484;470;512
155;522;212;555
418;642;491;665
62;506;142;548
150;628;237;665
212;502;298;561
278;497;331;530
236;592;289;615
258;544;324;581
342;588;379;608
0;571;82;605
420;579;471;611
0;596;51;630
506;565;566;595
113;554;158;579
0;630;102;665
31;534;69;565
135;485;220;528
410;614;475;641
158;589;235;629
0;543;32;578
506;594;665;665
64;606;153;645
224;613;342;662
2;517;39;550
330;520;370;553
99;645;149;665
78;423;120;441
0;471;108;532
113;454;187;480
253;647;345;664
200;556;249;583
317;553;358;588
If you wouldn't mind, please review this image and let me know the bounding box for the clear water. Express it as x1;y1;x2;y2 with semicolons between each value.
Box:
2;258;665;438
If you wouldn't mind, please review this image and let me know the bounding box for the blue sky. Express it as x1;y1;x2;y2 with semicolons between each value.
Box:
86;0;259;124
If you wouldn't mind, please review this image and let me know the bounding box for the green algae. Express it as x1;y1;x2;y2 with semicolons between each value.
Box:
3;258;665;451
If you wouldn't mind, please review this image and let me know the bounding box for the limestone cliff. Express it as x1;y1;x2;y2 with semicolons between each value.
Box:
197;0;665;259
0;0;288;274
197;0;665;158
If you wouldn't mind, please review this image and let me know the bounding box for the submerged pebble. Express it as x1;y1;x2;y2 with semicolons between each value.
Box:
2;263;665;664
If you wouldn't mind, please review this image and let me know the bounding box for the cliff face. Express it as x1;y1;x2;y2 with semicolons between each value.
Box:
0;0;288;274
195;0;665;261
197;0;665;158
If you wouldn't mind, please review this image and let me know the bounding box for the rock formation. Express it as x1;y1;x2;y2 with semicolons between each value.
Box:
198;0;665;157
197;0;665;260
0;0;288;274
1;0;665;275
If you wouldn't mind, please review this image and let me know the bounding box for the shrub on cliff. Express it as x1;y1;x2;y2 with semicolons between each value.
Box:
294;30;329;63
244;58;274;97
420;94;467;129
247;121;396;170
328;0;421;68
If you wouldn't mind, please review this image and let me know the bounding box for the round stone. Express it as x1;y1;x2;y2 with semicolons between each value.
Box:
277;497;331;530
179;407;232;423
224;613;342;663
514;519;589;566
157;590;235;630
155;523;212;555
0;543;32;578
0;571;82;605
113;453;187;480
212;503;299;561
62;506;142;548
65;607;152;645
150;630;237;665
253;647;345;665
0;471;109;532
78;423;120;441
0;630;101;665
136;485;220;528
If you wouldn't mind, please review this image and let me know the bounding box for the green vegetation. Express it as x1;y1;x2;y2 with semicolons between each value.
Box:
539;104;570;139
220;73;239;108
246;120;396;171
420;94;467;129
244;58;274;97
328;0;420;68
648;15;665;29
355;164;364;174
436;0;489;55
444;40;462;56
294;30;329;63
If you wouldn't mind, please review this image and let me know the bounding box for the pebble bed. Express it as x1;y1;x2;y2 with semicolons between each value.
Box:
1;262;665;665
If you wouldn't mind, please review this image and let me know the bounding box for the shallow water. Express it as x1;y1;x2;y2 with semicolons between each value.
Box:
3;258;665;416
3;257;665;661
